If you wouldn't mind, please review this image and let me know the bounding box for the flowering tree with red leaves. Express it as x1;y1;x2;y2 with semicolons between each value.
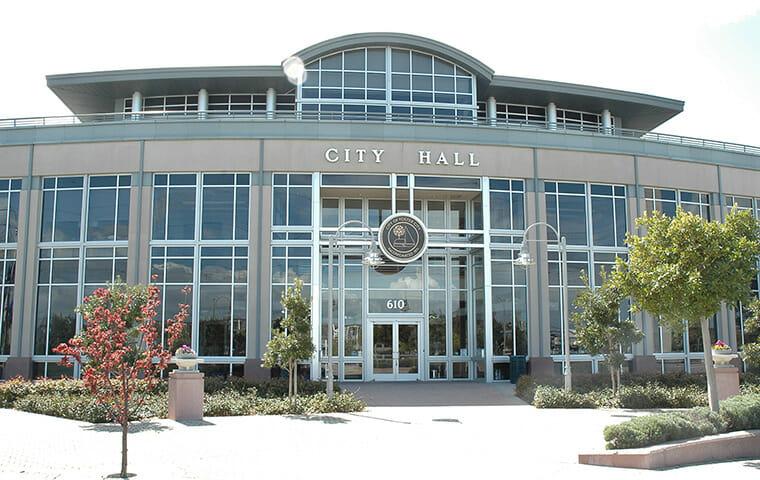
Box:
54;280;189;478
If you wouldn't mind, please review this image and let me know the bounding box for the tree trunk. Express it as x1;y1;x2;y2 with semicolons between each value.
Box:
121;420;128;478
700;317;720;412
294;363;298;399
609;364;617;395
121;372;129;478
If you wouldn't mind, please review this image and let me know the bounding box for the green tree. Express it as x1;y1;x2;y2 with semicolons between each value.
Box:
615;207;760;411
741;298;760;371
573;269;643;395
262;278;314;401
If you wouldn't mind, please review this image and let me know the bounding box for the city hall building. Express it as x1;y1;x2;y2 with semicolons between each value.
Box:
0;32;759;382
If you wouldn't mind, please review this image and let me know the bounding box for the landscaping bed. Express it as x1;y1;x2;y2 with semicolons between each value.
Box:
0;376;365;423
515;372;760;409
603;393;760;449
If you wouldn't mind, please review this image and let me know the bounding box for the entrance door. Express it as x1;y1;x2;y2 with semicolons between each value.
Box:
371;321;420;381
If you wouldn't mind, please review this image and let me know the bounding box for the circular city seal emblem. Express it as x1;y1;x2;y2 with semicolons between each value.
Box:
378;213;428;263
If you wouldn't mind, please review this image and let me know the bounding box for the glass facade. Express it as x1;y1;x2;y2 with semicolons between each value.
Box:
300;47;476;123
34;175;130;376
7;166;751;380
150;173;250;374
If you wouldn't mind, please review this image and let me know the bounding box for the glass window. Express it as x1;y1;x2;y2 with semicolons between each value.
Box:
201;173;249;240
0;248;15;354
41;177;84;242
152;173;197;240
546;182;588;246
548;250;589;354
87;175;131;241
0;179;21;244
150;246;194;348
198;247;247;357
492;250;528;357
300;47;477;123
490;179;525;231
35;248;79;356
590;184;627;247
273;173;312;227
271;246;311;331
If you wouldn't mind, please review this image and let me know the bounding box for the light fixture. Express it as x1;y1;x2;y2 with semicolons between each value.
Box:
362;249;384;268
282;56;306;86
515;251;534;267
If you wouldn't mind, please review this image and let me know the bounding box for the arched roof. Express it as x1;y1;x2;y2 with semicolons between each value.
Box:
294;32;495;81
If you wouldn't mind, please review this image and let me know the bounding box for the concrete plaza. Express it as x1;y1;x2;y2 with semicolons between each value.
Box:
1;383;758;480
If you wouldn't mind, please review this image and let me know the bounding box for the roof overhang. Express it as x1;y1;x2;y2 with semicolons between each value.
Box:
47;66;293;115
486;76;684;131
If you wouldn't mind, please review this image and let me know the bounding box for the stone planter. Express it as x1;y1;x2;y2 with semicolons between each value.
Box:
712;350;738;367
173;356;204;371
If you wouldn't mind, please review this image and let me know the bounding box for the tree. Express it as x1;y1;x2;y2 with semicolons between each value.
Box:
53;280;189;478
573;269;643;395
262;278;314;401
615;207;760;411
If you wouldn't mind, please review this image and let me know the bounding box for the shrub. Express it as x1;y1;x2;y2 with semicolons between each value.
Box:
616;384;707;409
603;408;726;450
719;393;760;431
532;386;598;408
531;383;707;409
204;390;257;416
14;394;112;423
253;391;365;415
514;375;537;403
253;379;333;398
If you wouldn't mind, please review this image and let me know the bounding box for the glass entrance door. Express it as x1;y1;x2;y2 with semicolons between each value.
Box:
371;321;420;381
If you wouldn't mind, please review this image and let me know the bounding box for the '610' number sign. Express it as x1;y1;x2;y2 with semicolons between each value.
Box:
385;299;407;311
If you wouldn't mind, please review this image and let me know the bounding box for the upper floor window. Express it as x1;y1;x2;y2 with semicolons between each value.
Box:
645;188;710;220
87;175;131;242
152;173;250;241
273;174;312;227
41;177;84;243
0;179;21;244
300;47;477;122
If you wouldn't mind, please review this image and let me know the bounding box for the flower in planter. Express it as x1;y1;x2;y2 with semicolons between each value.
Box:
712;340;732;352
175;345;197;358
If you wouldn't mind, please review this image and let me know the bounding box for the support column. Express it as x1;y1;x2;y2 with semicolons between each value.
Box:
310;172;321;380
486;96;497;126
197;88;208;119
547;102;557;130
602;109;612;134
4;145;34;379
131;91;143;120
266;88;276;119
482;176;493;382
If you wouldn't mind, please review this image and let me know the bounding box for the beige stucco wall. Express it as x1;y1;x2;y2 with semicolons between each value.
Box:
33;142;140;176
144;139;260;172
0;145;30;177
637;156;719;192
537;149;634;184
720;167;760;197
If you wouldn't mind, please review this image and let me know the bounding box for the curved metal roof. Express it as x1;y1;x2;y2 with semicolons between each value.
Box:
294;32;495;80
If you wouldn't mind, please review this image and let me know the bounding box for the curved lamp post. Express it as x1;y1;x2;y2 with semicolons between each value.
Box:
325;220;383;398
515;221;572;391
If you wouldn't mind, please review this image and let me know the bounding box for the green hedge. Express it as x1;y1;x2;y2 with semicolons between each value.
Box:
530;383;707;409
1;376;362;422
603;408;726;449
604;394;760;449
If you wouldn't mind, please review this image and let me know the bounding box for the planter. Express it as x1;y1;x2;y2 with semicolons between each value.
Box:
712;351;738;367
173;357;204;371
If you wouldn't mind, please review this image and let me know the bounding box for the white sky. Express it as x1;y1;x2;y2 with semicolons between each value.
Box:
2;0;759;146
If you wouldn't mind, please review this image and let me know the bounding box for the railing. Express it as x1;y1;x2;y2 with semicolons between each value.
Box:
1;110;758;156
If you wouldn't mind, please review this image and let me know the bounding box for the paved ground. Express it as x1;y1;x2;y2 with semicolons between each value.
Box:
1;383;758;480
